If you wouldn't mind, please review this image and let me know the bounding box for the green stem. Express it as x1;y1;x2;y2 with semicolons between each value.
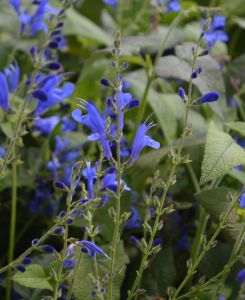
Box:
171;193;241;299
127;33;204;300
6;161;17;300
134;11;184;134
211;224;245;299
108;43;122;300
66;232;88;300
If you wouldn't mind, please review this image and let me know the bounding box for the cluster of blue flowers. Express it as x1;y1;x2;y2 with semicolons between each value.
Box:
0;0;74;116
202;16;229;47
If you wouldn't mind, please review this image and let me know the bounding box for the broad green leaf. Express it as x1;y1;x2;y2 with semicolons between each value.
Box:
226;121;245;136
200;122;245;185
12;264;53;291
195;187;244;244
64;9;112;45
155;43;227;118
72;242;128;300
143;247;176;295
233;16;245;29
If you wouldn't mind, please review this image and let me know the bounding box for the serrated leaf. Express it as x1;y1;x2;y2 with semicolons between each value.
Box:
12;264;53;291
200;122;245;184
226;121;245;136
72;242;129;300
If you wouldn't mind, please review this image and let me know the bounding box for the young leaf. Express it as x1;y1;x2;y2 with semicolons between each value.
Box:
200;122;245;185
12;264;53;291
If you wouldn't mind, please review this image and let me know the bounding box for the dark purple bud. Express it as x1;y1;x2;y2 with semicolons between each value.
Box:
127;99;140;110
16;265;26;272
56;21;64;28
153;238;162;247
112;49;116;56
197;67;202;74
178;87;186;100
54;226;64;235
72;210;81;217
48;41;59;49
130;235;140;246
122;62;128;69
47;62;61;70
55;35;63;42
78;199;88;205
100;78;110;87
32;89;48;102
91;291;97;297
106;96;113;106
81;247;88;253
54;180;67;190
58;210;66;218
32;239;39;246
66;218;74;225
199;49;209;56
52;29;62;36
22;257;32;265
236;269;245;284
29;45;36;58
191;72;198;79
43;245;55;253
199;92;220;104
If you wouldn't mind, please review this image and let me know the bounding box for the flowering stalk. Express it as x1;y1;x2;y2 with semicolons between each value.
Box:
53;162;83;300
0;204;81;275
170;191;242;299
127;28;207;300
6;160;17;300
134;11;185;135
108;32;123;300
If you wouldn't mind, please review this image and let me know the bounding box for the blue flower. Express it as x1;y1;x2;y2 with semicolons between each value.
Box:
35;116;60;135
240;193;245;209
77;241;110;259
236;269;245;284
82;162;97;199
4;63;19;92
198;92;220;104
72;102;112;160
102;167;130;193
156;0;181;12
0;72;10;112
63;259;76;269
125;206;141;229
34;75;74;115
130;122;160;162
103;0;117;7
0;147;6;158
203;16;228;47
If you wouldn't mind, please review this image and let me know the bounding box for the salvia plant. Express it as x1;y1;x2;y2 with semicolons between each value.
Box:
0;0;245;300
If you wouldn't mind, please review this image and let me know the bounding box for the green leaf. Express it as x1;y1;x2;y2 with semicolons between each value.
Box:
226;121;245;136
155;43;227;118
12;264;53;291
195;187;244;244
72;242;129;300
64;9;113;45
227;54;245;84
229;169;245;185
200;122;245;185
0;122;14;139
143;247;176;295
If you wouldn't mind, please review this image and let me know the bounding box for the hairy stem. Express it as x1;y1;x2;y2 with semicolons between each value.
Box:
171;192;242;299
127;33;203;300
6;161;17;300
